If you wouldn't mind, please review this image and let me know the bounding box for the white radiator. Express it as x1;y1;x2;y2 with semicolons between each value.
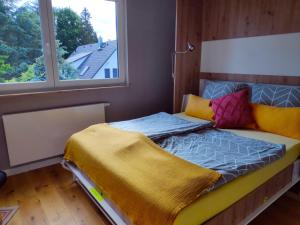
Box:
3;103;109;166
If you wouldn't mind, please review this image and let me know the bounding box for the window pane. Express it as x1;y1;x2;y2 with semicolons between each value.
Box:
104;68;110;78
0;0;47;84
51;0;119;81
113;68;118;78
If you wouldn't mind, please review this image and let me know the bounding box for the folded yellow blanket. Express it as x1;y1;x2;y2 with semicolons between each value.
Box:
64;124;220;225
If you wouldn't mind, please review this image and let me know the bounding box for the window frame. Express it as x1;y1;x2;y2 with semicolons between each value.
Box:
0;0;128;93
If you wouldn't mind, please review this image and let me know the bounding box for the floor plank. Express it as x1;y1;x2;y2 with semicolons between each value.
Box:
0;164;110;225
1;164;300;225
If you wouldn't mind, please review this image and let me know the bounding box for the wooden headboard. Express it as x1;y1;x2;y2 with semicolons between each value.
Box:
173;0;300;112
199;73;300;86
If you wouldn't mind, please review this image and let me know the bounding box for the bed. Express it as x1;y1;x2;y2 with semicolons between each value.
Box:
174;113;300;225
62;81;300;225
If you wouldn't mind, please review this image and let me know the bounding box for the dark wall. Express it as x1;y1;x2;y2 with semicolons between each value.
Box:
0;0;176;170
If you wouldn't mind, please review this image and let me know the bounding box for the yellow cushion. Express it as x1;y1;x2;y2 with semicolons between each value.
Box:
184;95;214;121
251;104;300;140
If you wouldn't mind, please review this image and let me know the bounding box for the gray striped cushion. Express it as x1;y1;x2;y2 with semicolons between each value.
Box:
251;84;300;107
202;80;248;99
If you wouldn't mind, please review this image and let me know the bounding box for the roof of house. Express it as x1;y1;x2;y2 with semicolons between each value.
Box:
67;40;117;79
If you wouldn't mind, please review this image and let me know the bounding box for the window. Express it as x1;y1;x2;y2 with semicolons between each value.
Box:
80;66;89;76
0;0;127;93
113;68;118;78
0;0;53;91
104;68;110;78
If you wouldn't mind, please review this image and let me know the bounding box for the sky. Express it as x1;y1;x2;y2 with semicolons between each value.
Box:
18;0;117;41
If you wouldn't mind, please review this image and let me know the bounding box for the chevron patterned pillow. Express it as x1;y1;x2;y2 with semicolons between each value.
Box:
202;80;249;99
251;84;300;107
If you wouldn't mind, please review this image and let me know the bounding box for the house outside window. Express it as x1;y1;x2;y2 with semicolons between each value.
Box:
0;0;127;93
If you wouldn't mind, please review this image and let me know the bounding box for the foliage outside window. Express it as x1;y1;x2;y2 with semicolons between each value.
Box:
0;0;127;92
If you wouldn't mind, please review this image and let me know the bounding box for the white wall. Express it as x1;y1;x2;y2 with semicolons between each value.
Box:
201;32;300;76
94;50;118;79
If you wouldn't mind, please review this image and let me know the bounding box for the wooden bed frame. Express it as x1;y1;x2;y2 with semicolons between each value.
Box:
62;161;129;225
205;163;300;225
62;156;300;225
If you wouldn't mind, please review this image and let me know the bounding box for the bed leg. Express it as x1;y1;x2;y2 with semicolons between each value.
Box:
286;181;300;201
73;174;77;182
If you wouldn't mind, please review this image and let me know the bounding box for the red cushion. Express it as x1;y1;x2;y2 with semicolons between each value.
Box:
210;89;254;128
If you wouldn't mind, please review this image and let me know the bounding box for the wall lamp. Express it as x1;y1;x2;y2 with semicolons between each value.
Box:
175;42;195;54
172;42;195;78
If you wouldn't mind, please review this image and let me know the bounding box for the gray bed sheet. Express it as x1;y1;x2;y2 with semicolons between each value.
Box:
156;129;285;189
110;112;213;140
111;112;286;190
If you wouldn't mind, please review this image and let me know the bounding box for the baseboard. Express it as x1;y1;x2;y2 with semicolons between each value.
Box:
4;156;63;176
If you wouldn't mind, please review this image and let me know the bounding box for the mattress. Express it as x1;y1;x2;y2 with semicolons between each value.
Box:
173;113;300;225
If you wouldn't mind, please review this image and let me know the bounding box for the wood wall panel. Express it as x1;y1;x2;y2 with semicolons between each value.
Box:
202;0;300;41
173;0;202;112
175;0;300;110
201;73;300;85
199;0;300;85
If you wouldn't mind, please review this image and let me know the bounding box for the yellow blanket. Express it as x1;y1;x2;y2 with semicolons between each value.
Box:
64;124;220;225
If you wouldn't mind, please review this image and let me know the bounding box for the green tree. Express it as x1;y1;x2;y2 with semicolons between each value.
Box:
56;8;83;58
18;64;35;82
5;64;34;83
0;1;92;82
0;55;11;82
13;5;42;61
34;40;78;81
0;0;43;81
80;8;98;45
0;0;17;81
55;7;99;58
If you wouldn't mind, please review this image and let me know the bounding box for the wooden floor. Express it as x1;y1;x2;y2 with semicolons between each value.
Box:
0;164;300;225
0;164;110;225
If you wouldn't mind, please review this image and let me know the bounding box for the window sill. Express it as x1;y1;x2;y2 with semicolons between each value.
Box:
0;82;130;98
